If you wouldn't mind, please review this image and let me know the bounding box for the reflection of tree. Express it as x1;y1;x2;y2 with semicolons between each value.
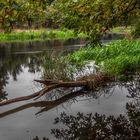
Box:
51;109;140;140
0;46;45;101
0;39;84;102
118;76;140;99
0;76;140;139
120;76;140;132
0;89;84;118
50;76;140;140
32;136;49;140
0;81;115;118
0;74;8;101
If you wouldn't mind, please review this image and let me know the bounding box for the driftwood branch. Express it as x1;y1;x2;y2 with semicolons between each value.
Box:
0;74;110;106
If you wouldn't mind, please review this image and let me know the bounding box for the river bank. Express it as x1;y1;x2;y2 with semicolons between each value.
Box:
0;29;86;42
62;39;140;78
0;27;132;42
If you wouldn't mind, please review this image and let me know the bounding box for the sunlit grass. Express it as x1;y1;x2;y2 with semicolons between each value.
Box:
0;29;87;42
111;26;132;34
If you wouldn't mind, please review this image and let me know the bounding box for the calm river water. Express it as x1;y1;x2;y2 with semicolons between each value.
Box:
0;39;139;140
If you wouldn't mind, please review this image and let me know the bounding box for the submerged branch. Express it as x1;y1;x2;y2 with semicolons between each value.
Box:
0;73;111;106
0;89;85;118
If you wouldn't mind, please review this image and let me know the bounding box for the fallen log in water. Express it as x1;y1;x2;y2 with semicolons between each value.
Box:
0;73;111;106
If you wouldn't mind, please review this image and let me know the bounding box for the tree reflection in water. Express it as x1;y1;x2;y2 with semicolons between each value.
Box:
31;76;140;140
0;81;115;118
0;75;140;139
32;103;140;140
0;41;78;101
0;48;45;101
50;76;140;140
51;105;140;140
32;136;49;140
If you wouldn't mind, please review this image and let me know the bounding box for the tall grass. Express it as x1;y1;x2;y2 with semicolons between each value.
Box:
0;29;86;42
111;26;131;34
66;39;140;76
43;54;80;81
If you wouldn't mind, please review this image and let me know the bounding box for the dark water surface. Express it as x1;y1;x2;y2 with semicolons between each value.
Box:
0;40;139;140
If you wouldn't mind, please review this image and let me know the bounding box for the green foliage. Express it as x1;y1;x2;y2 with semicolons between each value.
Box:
131;19;140;38
1;0;140;45
111;26;131;34
0;29;86;42
43;55;78;81
43;55;70;80
66;39;140;75
0;0;49;31
51;0;140;46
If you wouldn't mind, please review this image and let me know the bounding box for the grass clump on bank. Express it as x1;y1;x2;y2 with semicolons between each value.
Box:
66;39;140;76
0;29;86;42
131;20;140;38
111;26;131;34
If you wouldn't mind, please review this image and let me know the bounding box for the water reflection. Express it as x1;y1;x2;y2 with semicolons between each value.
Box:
0;39;84;102
31;77;140;140
0;50;44;101
0;80;115;118
0;76;140;139
51;108;140;140
19;77;140;140
0;40;87;140
0;89;83;118
32;136;49;140
50;77;140;140
0;40;140;139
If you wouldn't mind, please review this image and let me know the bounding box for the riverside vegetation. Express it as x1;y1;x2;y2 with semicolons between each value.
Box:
49;39;140;79
0;29;86;42
3;39;139;106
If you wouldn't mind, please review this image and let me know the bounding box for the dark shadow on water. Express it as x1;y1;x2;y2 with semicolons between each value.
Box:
50;105;140;140
0;76;140;139
32;78;140;140
50;76;140;140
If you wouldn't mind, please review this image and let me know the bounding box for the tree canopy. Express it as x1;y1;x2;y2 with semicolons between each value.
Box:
50;0;140;44
0;0;49;31
0;0;140;44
